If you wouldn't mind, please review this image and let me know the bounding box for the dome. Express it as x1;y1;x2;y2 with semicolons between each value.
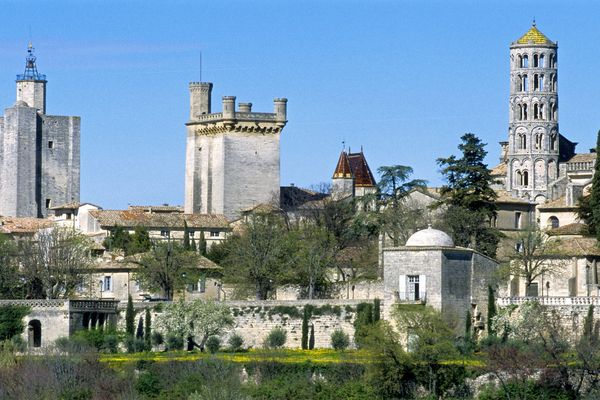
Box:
405;225;454;247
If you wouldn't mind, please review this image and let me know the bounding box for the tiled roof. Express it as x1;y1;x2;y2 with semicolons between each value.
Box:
332;151;352;179
96;253;221;271
547;237;600;257
89;210;230;230
494;190;531;204
0;217;54;233
515;24;553;45
546;223;587;237
128;205;184;213
491;163;507;176
567;153;596;163
347;152;376;187
537;196;574;210
49;202;81;210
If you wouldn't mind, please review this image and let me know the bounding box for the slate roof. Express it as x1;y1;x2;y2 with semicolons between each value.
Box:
89;210;230;230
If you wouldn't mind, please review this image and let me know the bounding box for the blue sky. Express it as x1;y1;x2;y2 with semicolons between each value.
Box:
0;0;598;209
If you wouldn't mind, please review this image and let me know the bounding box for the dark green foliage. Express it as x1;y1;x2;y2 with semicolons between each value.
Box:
103;334;119;353
198;232;207;256
267;305;301;318
264;327;287;349
136;316;144;339
205;336;220;354
331;328;349;350
582;305;596;343
71;328;117;352
353;302;374;348
190;237;197;252
436;133;501;257
128;227;152;255
103;226;130;252
145;308;152;349
0;305;29;341
309;324;315;350
136;370;163;397
125;294;135;337
373;298;381;322
478;380;572;400
584;130;600;239
183;221;191;251
465;310;472;338
0;235;22;299
227;333;244;351
151;331;164;346
487;285;497;337
165;334;184;351
301;306;310;350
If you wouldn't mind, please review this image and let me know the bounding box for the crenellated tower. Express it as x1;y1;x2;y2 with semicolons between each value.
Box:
506;22;561;203
184;82;287;220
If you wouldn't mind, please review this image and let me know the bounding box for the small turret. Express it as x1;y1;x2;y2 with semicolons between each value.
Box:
222;96;236;121
16;43;46;113
274;98;287;126
189;82;213;119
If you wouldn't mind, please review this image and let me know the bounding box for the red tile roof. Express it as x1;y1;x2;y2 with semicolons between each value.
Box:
89;210;230;230
348;152;376;187
332;151;352;179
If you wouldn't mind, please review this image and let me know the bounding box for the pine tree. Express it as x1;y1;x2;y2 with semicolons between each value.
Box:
487;286;497;337
309;324;315;350
301;306;310;350
145;308;152;349
373;298;381;322
126;294;135;337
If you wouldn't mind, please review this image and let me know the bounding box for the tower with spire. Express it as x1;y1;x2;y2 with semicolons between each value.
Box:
505;22;575;202
0;44;80;217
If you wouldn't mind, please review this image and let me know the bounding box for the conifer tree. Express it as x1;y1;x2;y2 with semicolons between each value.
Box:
487;286;497;336
183;221;191;251
581;130;600;238
301;306;310;350
373;298;381;322
190;237;197;252
583;305;595;341
136;316;144;339
145;308;152;349
198;232;207;256
309;324;315;350
126;294;135;337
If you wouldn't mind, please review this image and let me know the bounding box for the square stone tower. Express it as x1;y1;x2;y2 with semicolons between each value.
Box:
184;82;287;220
0;44;80;218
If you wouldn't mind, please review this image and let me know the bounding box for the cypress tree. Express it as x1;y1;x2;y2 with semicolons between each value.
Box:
588;130;600;239
465;310;472;339
126;294;135;337
301;306;310;350
309;324;315;350
190;237;197;252
487;286;497;336
183;221;191;251
136;316;144;339
145;308;152;349
199;232;207;256
583;305;595;340
373;298;381;322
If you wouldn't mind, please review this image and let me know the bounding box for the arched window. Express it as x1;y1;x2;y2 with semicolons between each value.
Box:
533;103;539;120
548;216;560;229
539;75;544;91
515;170;522;186
539;104;544;120
521;55;529;68
535;133;543;149
28;320;42;348
552;74;557;91
523;104;528;120
533;54;539;67
517;104;523;120
539;54;545;67
523;170;529;187
534;74;539;91
523;75;529;91
550;133;558;151
519;133;527;150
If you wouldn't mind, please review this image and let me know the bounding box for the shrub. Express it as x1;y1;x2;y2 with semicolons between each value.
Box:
331;329;350;350
54;335;95;354
10;335;26;353
126;337;149;353
206;336;221;354
151;331;164;346
135;371;163;397
264;327;287;349
228;333;244;351
309;325;315;350
0;305;30;341
102;334;119;353
166;334;184;351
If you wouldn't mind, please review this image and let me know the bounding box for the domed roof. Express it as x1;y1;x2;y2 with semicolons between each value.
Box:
405;225;454;247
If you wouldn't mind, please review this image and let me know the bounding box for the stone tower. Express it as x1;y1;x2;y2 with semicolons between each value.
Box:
0;44;80;218
506;23;560;203
184;82;287;220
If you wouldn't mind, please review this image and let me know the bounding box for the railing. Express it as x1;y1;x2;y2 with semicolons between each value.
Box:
0;299;67;308
193;112;277;122
16;73;46;81
395;292;427;304
498;296;600;306
567;161;595;172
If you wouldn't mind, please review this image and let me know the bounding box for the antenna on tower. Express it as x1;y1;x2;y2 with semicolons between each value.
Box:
532;17;536;27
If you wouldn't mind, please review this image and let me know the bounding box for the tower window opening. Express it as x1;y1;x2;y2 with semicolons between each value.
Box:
533;104;539;120
48;141;53;149
523;170;529;187
539;54;545;67
45;199;51;209
533;54;539;67
539;75;544;91
550;134;557;151
523;104;528;120
534;74;539;91
521;55;529;68
519;133;527;150
523;75;529;91
515;212;522;229
539;104;544;120
517;104;522;120
535;133;543;150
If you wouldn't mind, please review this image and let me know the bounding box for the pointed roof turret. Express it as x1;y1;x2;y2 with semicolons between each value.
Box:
347;151;376;187
514;22;554;45
332;151;352;179
17;42;46;82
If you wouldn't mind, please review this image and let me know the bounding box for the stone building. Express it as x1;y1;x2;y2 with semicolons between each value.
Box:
184;82;287;220
0;44;80;218
331;149;377;200
383;226;498;329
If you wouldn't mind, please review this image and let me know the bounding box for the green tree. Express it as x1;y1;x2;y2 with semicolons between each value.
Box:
126;294;135;337
0;305;30;340
18;227;94;299
133;241;200;300
0;235;21;299
577;130;600;238
223;213;288;300
309;324;315;350
128;227;151;255
156;299;233;351
183;221;191;251
436;133;500;257
301;307;310;350
144;308;152;349
487;285;497;337
376;165;428;247
103;226;131;252
198;232;207;256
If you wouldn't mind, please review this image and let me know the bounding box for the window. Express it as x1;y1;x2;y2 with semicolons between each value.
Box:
45;199;51;209
522;103;528;120
522;171;529;187
526;283;539;297
48;141;54;149
189;230;195;237
199;276;206;293
209;231;219;238
539;104;544;120
548;216;560;229
550;134;557;151
533;74;539;91
521;54;529;68
407;275;420;301
533;54;539;67
539;75;544;91
523;75;529;91
102;276;112;292
535;133;543;149
539;54;545;67
533;103;539;119
160;230;170;238
66;212;72;220
515;212;522;229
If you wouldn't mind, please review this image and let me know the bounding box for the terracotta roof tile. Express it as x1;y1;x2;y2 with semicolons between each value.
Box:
347;152;376;187
537;196;574;210
0;217;54;233
491;163;507;176
494;190;532;204
547;237;600;257
332;151;352;179
89;210;230;230
546;222;587;237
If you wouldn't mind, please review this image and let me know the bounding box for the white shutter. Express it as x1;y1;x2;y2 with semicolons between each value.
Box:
419;275;427;301
398;274;406;300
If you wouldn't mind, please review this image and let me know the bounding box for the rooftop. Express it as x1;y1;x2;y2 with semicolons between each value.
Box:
514;23;554;45
89;210;230;230
405;225;454;247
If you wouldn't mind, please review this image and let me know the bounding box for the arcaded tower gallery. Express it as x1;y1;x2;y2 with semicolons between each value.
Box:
184;82;287;220
0;44;80;218
506;23;574;203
